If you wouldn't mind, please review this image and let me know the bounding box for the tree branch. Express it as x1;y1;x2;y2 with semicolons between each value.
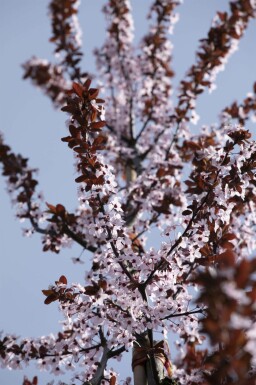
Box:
161;307;207;321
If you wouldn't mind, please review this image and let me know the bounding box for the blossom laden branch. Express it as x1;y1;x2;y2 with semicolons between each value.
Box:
221;81;256;126
0;136;97;254
49;0;85;81
136;0;180;142
22;0;87;108
22;58;69;107
175;0;256;125
160;307;207;321
61;80;106;188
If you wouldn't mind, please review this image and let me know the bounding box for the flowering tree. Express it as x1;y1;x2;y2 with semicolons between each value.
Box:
1;1;256;384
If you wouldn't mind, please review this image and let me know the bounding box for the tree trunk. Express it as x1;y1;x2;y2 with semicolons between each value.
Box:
132;333;170;385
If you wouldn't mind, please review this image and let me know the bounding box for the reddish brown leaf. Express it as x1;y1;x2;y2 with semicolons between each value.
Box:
42;289;54;296
56;204;65;215
91;121;106;130
59;275;67;285
88;88;99;100
182;209;192;216
72;82;84;98
156;168;165;178
75;174;87;183
93;135;107;147
223;233;236;241
44;293;58;305
91;108;97;122
84;285;99;296
236;259;251;288
110;375;116;385
46;202;56;213
217;11;227;22
217;249;235;267
93;175;105;185
98;279;107;291
69;125;80;137
61;135;71;142
83;78;91;91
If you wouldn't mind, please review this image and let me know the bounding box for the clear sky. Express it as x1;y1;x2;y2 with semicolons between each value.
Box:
1;1;256;384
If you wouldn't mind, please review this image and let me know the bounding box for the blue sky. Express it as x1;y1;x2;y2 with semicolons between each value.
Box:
0;1;256;384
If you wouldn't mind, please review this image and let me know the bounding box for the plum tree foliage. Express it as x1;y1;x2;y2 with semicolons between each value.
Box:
1;1;256;384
